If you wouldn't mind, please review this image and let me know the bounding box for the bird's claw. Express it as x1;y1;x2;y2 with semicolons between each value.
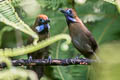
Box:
80;58;88;65
65;59;69;64
71;56;80;64
71;57;88;65
75;56;79;59
28;56;33;68
47;56;52;64
75;54;88;65
28;56;32;62
71;59;76;64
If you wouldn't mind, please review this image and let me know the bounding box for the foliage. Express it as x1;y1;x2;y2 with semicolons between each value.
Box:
0;26;13;47
10;0;23;6
104;0;116;4
90;42;120;80
104;0;120;13
0;56;38;80
0;0;39;44
37;0;67;10
0;0;120;80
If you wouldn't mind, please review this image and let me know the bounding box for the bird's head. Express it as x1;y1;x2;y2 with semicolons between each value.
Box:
35;14;50;33
60;8;77;22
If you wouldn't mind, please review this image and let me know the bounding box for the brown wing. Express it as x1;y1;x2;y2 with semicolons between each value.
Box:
70;23;91;47
86;31;98;52
69;22;98;58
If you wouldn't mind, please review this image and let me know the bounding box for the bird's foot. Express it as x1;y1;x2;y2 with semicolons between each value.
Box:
79;58;88;65
28;56;32;62
69;55;79;64
65;59;68;64
74;54;88;65
71;57;88;65
65;58;71;64
28;56;33;68
70;59;76;64
70;54;80;64
47;56;52;64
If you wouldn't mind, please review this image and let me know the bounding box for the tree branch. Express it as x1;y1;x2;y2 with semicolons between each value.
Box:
0;58;97;68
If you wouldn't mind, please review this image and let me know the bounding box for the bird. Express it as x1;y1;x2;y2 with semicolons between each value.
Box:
60;8;98;59
27;14;50;79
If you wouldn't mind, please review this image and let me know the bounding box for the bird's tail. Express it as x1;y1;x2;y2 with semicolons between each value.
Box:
93;52;101;62
32;66;44;79
27;55;44;79
27;65;44;79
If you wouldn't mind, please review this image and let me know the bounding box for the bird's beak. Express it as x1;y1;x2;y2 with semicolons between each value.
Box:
46;19;50;23
59;8;66;14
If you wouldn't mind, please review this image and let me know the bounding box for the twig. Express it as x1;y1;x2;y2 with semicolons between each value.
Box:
0;58;97;68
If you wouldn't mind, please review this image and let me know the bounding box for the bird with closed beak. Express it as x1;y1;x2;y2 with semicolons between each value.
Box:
60;8;99;60
27;14;50;79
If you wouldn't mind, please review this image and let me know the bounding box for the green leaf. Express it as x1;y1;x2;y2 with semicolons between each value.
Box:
0;26;13;47
90;42;120;80
104;0;120;13
104;0;116;5
82;14;104;23
37;0;67;10
10;0;23;7
116;0;120;13
0;0;39;43
1;0;120;80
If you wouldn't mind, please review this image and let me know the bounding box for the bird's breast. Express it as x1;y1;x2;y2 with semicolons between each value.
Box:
69;23;85;38
38;33;50;41
68;23;92;51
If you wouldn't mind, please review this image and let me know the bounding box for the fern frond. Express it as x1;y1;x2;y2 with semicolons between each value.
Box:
0;0;39;44
0;34;71;57
9;0;23;6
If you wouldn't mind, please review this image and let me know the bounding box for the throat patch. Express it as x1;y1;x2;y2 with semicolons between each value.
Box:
35;25;44;32
35;24;50;32
67;16;76;22
47;24;50;29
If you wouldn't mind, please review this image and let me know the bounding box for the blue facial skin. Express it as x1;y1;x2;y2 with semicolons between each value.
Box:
41;19;45;23
65;9;76;22
35;24;50;32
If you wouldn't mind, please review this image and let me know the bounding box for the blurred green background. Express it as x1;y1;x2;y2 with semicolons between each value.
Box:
0;0;120;80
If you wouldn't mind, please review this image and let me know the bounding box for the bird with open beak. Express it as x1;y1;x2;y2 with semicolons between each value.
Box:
60;8;99;59
27;14;50;79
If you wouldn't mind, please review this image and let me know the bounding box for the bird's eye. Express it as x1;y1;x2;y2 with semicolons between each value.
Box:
66;9;72;14
39;19;44;23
